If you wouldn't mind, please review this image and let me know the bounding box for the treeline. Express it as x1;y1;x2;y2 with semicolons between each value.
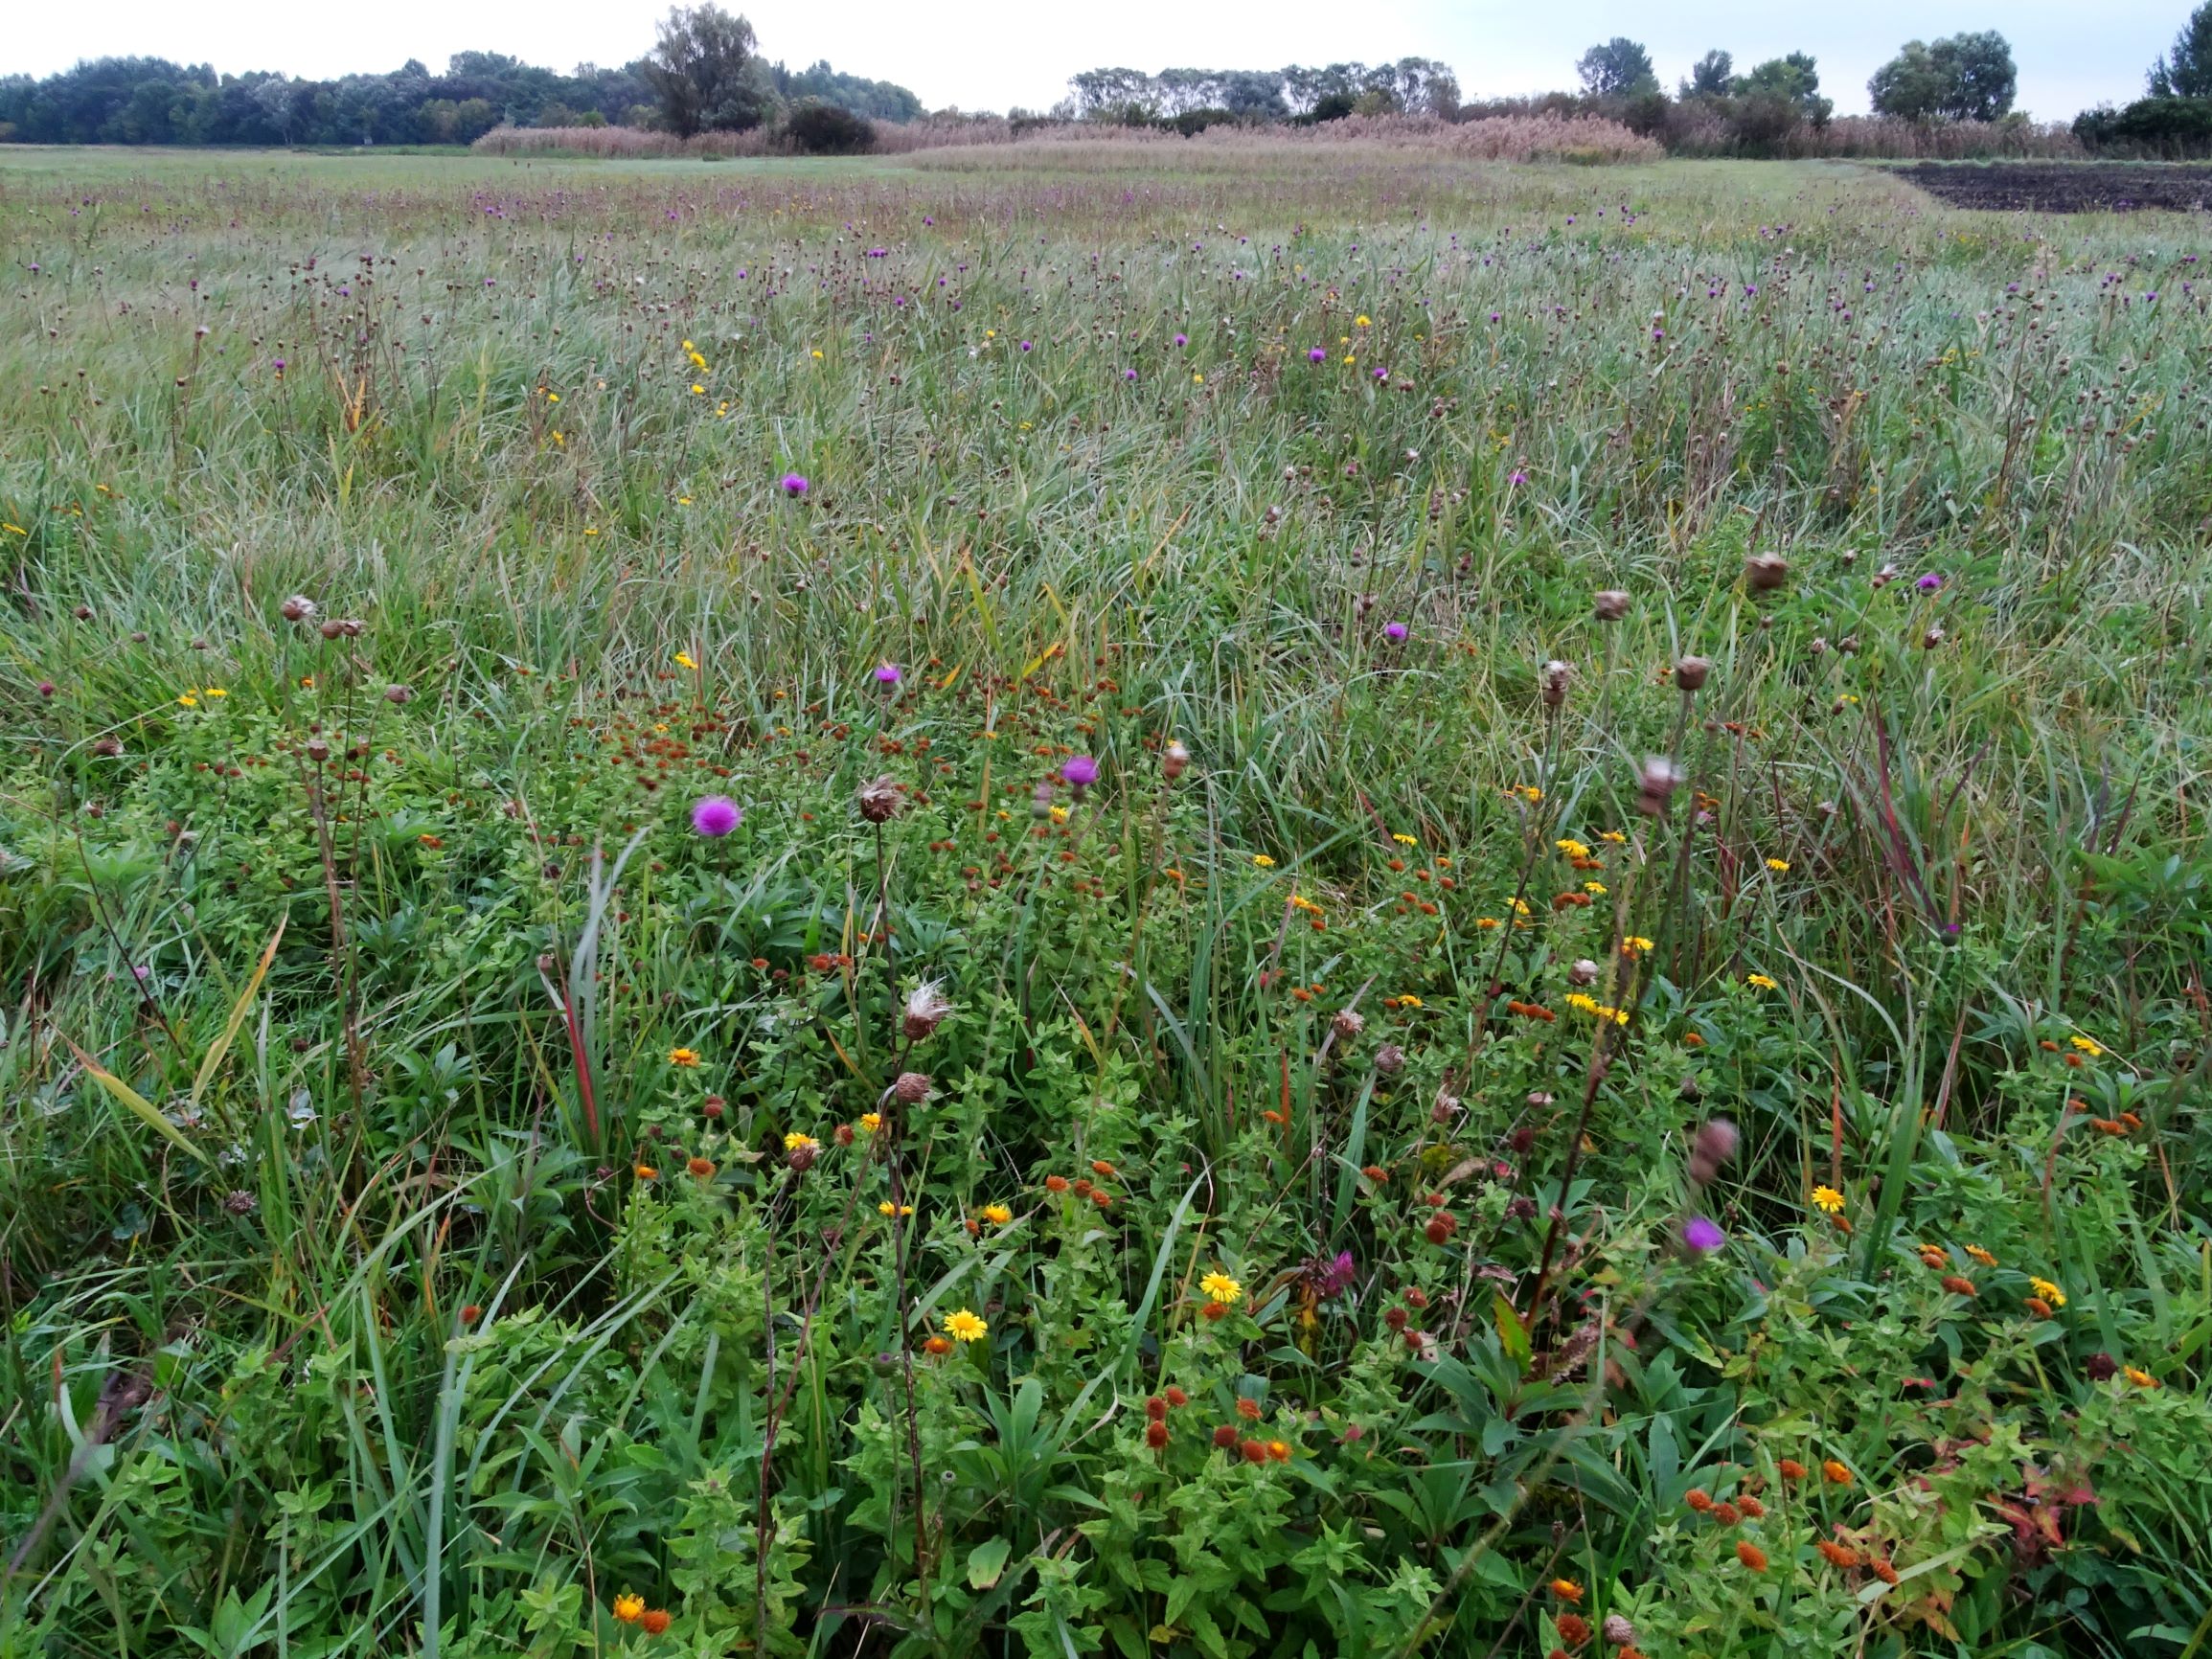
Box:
2075;0;2212;154
0;27;917;147
1063;60;1462;129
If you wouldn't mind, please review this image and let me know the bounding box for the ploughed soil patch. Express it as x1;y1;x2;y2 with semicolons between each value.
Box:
1900;162;2212;213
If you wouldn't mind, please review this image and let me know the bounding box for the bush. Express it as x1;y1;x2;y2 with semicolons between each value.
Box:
2077;95;2212;156
782;100;875;155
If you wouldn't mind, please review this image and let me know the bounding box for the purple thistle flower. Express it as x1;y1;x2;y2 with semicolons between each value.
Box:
1382;622;1408;642
1060;755;1098;788
1173;332;1188;348
691;795;741;837
874;662;901;685
1374;366;1389;380
1915;573;1944;592
780;472;809;497
1683;1216;1726;1252
1309;347;1327;362
1509;468;1529;486
1019;339;1033;352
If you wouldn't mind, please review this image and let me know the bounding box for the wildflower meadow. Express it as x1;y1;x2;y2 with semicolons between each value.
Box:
1;142;2209;1658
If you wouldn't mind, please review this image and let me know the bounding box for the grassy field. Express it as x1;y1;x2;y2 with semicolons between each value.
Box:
2;142;2209;1659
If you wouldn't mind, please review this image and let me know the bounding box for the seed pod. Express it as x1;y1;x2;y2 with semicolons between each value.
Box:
281;594;317;623
787;1142;818;1174
1673;655;1710;692
1593;589;1630;622
891;1071;933;1104
1745;555;1789;593
1540;659;1572;708
902;980;953;1041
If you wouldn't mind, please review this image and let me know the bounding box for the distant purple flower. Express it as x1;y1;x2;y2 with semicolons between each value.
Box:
691;795;741;836
1061;755;1098;788
1489;310;1501;322
272;358;285;373
1123;367;1137;381
874;662;901;685
923;216;934;225
1019;339;1033;352
780;472;809;497
1374;366;1389;380
1683;1216;1726;1252
1508;468;1528;486
1915;573;1944;592
1308;347;1327;362
1382;622;1408;642
1308;1249;1357;1298
1173;332;1188;348
36;679;56;698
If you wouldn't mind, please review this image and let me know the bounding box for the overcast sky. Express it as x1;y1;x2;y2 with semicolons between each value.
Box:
6;0;2188;123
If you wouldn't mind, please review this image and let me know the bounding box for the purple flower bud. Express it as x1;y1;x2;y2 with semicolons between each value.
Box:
1683;1216;1726;1252
691;795;741;836
1382;622;1408;642
1916;573;1944;592
780;472;809;497
1309;347;1327;362
1174;332;1188;348
1060;755;1098;788
874;662;901;685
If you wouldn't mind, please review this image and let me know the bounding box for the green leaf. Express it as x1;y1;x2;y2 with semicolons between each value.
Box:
967;1536;1013;1590
1492;1291;1531;1373
67;1039;213;1167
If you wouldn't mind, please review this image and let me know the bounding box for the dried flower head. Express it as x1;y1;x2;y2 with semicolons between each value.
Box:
1602;1615;1637;1648
280;594;317;623
1673;655;1710;692
1332;1008;1365;1042
857;774;904;823
891;1071;933;1104
1162;739;1191;781
1373;1043;1404;1076
1745;554;1789;593
1540;659;1573;708
1636;756;1684;816
902;979;954;1041
1568;958;1600;987
1593;589;1630;622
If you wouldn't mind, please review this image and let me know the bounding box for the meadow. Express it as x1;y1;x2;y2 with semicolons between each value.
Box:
1;141;2209;1658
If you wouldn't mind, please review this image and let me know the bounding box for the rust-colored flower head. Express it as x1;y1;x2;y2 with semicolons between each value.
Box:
280;594;317;623
902;979;953;1041
92;737;125;758
857;774;904;823
1213;1422;1239;1447
924;1334;952;1356
1374;1043;1404;1076
891;1071;933;1104
1145;1419;1169;1448
1636;756;1684;816
1162;740;1191;781
1332;1008;1365;1043
1673;655;1710;692
1568;958;1599;987
1593;589;1630;622
1556;1613;1592;1650
305;738;331;763
1540;659;1573;708
1745;554;1789;593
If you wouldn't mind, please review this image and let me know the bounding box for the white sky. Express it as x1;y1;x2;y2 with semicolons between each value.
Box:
5;0;2186;124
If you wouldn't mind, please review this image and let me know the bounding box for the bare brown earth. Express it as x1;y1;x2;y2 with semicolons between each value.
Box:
1900;161;2212;213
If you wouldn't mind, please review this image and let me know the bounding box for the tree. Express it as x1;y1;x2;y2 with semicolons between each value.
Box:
1680;51;1733;101
643;4;773;136
1735;54;1831;124
1870;33;2014;121
2151;2;2212;96
1576;38;1657;100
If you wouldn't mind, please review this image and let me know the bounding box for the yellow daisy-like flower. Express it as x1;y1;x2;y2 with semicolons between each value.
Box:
1048;805;1069;824
1964;1244;1998;1268
810;349;824;359
1555;838;1591;859
674;650;697;670
2029;1277;2067;1307
946;1308;988;1343
612;1593;646;1624
2124;1366;2158;1388
1199;1271;1243;1306
1251;853;1276;868
1507;898;1532;917
1584;881;1607;896
1392;832;1418;846
1622;936;1654;956
2069;1035;2104;1057
1193;372;1204;384
1395;994;1424;1009
1599;830;1627;844
1746;973;1779;989
633;1163;658;1181
202;687;227;699
1810;1186;1846;1215
668;1047;701;1068
176;693;199;707
1355;315;1372;328
1766;858;1790;872
1516;785;1543;803
859;1111;883;1134
1475;917;1501;930
878;1201;914;1217
783;1132;819;1152
981;1203;1014;1226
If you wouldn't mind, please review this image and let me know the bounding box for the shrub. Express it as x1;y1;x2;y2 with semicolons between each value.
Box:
782;100;875;154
